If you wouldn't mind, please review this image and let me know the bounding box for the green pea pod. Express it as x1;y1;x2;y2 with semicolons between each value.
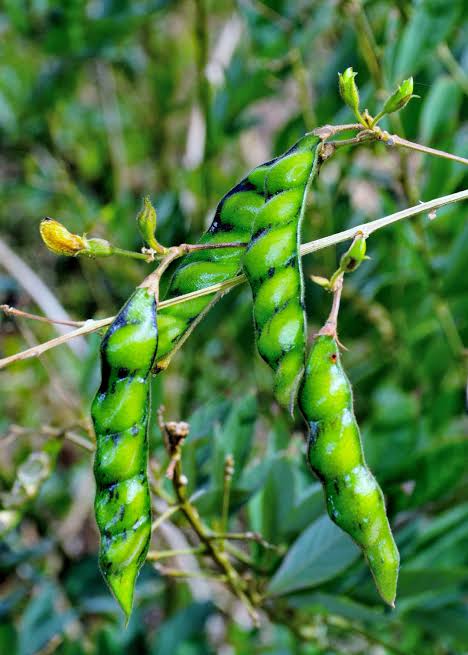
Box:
242;134;321;411
299;334;399;606
91;287;158;619
154;134;321;377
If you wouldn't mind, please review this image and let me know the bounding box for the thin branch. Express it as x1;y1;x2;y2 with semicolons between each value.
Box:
300;188;468;256
140;241;247;298
154;564;226;582
0;317;113;369
208;532;277;550
111;247;150;261
147;546;205;561
329;130;468;167
1;189;466;370
220;455;234;538
0;237;87;356
64;431;95;452
388;133;468;167
160;418;260;624
151;504;182;532
1;305;85;328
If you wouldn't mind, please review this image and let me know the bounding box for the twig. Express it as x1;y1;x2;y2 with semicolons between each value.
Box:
151;504;182;532
300;188;468;256
154;564;227;582
220;455;234;537
1;189;466;370
147;546;205;561
140;242;247;299
329;130;468;167
1;305;84;328
64;431;95;452
160;418;260;624
208;532;277;550
111;247;150;261
387;133;468;167
0;237;86;356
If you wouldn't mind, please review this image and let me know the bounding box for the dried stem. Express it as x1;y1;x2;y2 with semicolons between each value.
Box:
151;504;183;532
159;418;260;624
1;305;84;328
140;241;246;299
147;546;205;561
220;455;234;537
388;133;468;166
1;189;466;371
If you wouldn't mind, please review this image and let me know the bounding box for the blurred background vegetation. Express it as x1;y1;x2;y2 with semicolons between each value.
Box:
1;1;467;653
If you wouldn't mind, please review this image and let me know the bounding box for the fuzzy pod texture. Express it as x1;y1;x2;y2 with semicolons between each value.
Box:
242;134;321;411
91;287;158;619
154;134;320;374
299;334;399;606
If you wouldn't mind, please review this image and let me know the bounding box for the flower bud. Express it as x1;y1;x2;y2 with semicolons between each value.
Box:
382;77;415;115
136;196;158;250
40;218;87;256
340;232;368;273
338;67;360;116
310;275;331;289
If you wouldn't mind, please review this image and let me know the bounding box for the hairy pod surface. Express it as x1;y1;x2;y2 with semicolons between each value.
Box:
154;134;320;376
91;287;158;619
242;134;321;411
299;335;399;606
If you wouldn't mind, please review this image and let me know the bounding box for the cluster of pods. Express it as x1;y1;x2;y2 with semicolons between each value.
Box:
91;133;399;619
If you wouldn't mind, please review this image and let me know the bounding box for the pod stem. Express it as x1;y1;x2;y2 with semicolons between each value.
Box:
319;274;344;339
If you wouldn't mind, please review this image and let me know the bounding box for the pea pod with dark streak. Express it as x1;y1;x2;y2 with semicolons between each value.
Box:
299;334;399;606
91;286;158;619
242;134;321;410
154;134;321;382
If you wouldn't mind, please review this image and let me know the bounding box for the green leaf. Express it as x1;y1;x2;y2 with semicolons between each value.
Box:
397;567;468;597
393;0;461;79
19;583;76;655
151;601;215;655
267;515;359;596
419;77;462;143
282;483;325;537
286;591;386;624
258;457;297;545
211;394;257;488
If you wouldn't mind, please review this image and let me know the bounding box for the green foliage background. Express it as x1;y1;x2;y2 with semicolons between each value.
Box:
0;1;467;653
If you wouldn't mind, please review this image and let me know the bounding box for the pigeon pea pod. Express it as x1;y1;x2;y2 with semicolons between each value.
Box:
242;134;321;411
154;134;321;375
91;286;158;619
299;334;399;606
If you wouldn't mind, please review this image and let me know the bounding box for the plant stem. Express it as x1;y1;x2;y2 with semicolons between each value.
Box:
2;189;466;370
319;275;344;338
208;532;277;549
111;247;150;261
0;304;84;327
154;565;226;582
220;455;234;538
152;504;183;532
160;419;260;623
147;546;205;561
388;133;468;166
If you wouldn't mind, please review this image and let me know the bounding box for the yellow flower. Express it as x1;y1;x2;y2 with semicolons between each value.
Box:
39;218;87;256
